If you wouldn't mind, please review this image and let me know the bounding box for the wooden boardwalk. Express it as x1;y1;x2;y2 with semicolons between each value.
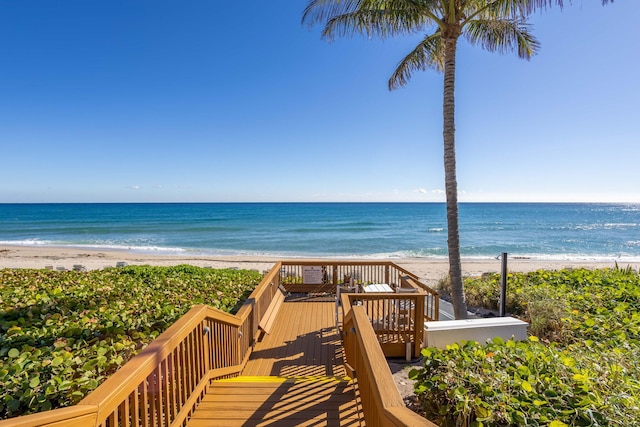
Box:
187;298;366;426
244;298;346;377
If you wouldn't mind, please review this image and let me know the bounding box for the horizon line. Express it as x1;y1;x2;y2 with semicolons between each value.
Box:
1;201;639;205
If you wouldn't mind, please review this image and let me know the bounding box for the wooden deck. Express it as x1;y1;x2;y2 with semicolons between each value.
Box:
244;298;346;377
188;297;366;426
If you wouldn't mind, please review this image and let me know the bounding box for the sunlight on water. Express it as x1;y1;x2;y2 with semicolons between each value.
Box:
0;203;639;261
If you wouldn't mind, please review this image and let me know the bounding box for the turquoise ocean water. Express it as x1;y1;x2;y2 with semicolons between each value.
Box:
0;203;639;262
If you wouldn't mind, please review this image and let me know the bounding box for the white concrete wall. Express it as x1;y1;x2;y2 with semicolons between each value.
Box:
424;317;528;349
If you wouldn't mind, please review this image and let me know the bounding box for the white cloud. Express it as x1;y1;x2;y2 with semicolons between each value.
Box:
128;185;141;190
414;188;428;194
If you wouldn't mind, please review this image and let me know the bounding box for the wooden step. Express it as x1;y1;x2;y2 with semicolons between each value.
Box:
187;376;365;427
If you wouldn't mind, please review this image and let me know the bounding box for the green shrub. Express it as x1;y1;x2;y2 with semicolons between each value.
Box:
413;268;640;426
0;266;262;419
412;337;638;426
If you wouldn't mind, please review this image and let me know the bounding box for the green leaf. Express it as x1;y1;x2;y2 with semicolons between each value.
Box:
521;381;533;392
492;336;505;344
415;384;427;394
40;400;52;411
573;373;588;382
476;406;491;419
29;377;40;388
8;348;20;358
6;399;21;412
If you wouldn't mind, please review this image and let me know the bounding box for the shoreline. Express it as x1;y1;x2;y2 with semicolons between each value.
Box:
0;244;626;286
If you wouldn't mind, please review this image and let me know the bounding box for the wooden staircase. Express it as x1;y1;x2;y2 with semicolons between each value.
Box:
187;376;365;427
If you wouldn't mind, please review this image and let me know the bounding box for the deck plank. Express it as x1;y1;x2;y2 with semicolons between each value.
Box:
242;301;345;377
187;300;365;426
189;377;364;427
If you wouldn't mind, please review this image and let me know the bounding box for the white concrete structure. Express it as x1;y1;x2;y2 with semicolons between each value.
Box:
424;317;528;349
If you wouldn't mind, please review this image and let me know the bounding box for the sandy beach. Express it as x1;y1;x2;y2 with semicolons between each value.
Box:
0;244;624;286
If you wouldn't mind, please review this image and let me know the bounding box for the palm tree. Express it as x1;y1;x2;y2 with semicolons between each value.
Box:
302;0;611;319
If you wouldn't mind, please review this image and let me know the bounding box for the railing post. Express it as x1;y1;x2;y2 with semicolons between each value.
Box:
414;294;425;359
203;323;211;373
499;252;508;317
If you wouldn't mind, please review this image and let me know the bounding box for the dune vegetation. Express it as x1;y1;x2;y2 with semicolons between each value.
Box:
0;265;262;419
414;268;640;426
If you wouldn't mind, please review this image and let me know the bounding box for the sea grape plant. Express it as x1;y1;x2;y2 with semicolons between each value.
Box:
414;268;640;426
0;265;262;419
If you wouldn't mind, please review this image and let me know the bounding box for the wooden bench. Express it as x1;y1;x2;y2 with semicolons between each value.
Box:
258;289;286;334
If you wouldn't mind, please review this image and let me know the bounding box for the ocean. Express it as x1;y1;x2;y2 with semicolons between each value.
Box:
0;203;639;262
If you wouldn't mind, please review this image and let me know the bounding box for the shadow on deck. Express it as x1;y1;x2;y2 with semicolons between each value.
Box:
187;299;366;426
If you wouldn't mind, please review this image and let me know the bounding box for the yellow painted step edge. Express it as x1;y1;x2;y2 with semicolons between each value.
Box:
214;375;352;384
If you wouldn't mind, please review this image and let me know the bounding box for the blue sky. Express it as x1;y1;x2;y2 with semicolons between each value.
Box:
1;1;638;203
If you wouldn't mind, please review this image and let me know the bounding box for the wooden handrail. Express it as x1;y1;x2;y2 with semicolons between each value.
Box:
235;262;281;323
0;405;98;427
0;275;274;427
279;260;404;291
79;304;240;421
343;307;437;427
344;292;425;358
1;260;439;427
235;262;282;346
402;276;440;322
278;260;438;321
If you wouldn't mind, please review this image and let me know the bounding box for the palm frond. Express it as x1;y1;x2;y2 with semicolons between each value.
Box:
466;0;528;20
302;0;364;28
304;0;442;41
484;0;615;16
537;0;614;9
463;0;558;23
303;0;418;27
464;18;539;59
321;9;419;40
389;32;444;89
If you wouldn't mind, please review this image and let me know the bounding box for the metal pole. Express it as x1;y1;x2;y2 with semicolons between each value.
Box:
499;252;508;317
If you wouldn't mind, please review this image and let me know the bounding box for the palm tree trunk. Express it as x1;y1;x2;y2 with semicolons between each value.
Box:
443;34;468;319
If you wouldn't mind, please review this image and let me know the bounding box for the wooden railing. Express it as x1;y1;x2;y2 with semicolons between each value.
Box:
81;305;242;427
280;260;405;291
400;274;440;323
343;292;425;359
0;405;98;427
279;260;419;285
0;304;245;427
1;260;439;427
342;305;437;427
278;260;440;323
235;263;282;354
0;264;284;427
